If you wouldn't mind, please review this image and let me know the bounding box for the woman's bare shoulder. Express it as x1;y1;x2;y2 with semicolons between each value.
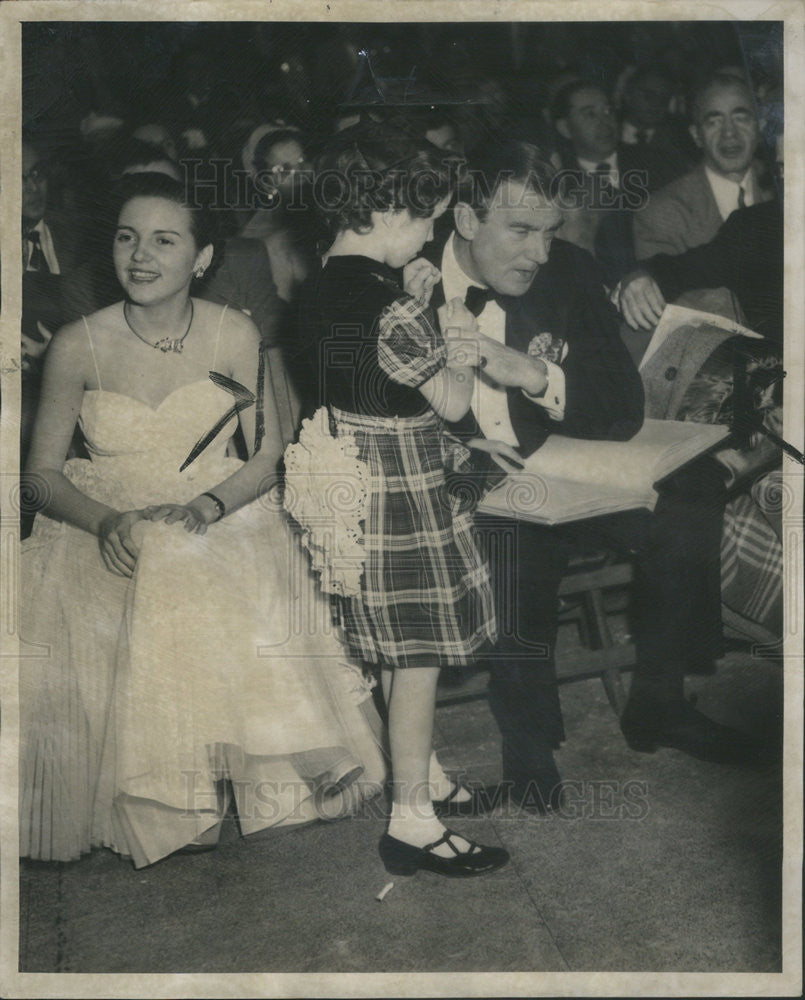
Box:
66;302;124;338
48;302;121;363
194;297;260;344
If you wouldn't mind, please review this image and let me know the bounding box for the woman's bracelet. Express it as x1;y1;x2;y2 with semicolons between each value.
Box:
198;491;226;522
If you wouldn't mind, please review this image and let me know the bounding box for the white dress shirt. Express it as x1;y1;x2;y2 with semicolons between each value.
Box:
705;166;755;221
24;219;60;274
577;151;620;189
440;233;566;446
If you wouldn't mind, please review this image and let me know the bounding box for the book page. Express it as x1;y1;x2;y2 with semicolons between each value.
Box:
478;421;729;524
479;473;648;524
639;303;764;372
520;419;728;492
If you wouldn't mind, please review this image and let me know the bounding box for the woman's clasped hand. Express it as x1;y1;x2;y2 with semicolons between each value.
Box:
97;499;222;576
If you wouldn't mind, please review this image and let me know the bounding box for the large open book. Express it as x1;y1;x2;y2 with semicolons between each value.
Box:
477;419;730;525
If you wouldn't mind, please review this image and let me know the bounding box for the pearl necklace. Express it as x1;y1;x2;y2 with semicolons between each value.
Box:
123;300;194;354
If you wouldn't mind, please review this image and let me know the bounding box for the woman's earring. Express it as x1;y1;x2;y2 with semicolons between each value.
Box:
194;267;206;279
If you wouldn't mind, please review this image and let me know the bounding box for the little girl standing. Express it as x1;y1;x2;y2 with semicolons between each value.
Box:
286;122;509;878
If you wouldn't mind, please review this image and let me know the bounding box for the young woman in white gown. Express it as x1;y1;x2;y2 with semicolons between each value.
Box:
19;171;385;868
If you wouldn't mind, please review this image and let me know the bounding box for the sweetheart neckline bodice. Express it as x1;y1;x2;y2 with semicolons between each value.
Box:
82;378;218;414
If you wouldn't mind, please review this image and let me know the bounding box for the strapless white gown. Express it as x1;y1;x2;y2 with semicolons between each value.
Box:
19;375;386;867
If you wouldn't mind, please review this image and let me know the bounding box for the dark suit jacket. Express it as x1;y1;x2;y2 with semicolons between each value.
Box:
22;211;98;335
554;146;661;287
428;234;645;459
619;123;698;194
642;200;783;344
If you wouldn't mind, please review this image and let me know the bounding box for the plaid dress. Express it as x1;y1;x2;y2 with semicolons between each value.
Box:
304;256;496;669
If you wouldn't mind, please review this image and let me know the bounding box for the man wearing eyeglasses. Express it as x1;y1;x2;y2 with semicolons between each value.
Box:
22;141;59;277
20;135;96;499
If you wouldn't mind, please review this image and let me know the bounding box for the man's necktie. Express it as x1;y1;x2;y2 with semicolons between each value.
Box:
737;185;747;210
25;230;49;273
594;162;613;189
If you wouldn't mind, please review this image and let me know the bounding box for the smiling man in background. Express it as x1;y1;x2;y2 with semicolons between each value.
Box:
633;71;773;260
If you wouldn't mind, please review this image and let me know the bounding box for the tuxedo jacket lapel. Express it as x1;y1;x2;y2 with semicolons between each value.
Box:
503;295;541;444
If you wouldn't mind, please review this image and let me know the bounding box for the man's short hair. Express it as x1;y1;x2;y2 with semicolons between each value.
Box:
689;71;756;125
459;140;558;221
549;78;608;126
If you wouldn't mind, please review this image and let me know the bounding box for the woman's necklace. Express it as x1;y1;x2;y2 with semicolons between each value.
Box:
123;299;194;354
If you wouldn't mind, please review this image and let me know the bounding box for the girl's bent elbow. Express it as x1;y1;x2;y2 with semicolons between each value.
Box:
441;400;471;423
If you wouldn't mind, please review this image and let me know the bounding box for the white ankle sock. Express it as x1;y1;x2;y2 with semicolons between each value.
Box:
388;803;474;856
429;751;471;802
388;802;444;848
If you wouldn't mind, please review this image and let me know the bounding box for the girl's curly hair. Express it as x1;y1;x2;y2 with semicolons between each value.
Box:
313;118;458;242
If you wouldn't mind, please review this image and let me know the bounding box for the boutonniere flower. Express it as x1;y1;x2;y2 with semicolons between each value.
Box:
527;332;564;364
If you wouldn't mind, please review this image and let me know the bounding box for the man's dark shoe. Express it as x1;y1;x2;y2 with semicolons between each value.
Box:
494;744;565;814
498;779;566;815
493;748;565;815
620;693;769;766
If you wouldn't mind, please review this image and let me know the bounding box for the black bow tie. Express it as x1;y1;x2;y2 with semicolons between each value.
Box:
464;285;494;316
464;284;519;317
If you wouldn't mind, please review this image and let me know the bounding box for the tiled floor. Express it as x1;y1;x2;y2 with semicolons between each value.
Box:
17;641;785;979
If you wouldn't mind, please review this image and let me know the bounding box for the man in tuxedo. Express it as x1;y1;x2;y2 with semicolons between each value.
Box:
633;72;773;261
427;141;760;812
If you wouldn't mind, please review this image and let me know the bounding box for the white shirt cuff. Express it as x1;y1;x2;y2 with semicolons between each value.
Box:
523;359;565;420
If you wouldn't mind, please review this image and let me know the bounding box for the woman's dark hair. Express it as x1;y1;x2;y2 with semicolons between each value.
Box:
313;119;458;241
111;170;217;252
252;127;306;173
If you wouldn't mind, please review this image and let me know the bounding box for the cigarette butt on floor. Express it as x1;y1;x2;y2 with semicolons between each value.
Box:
376;881;394;902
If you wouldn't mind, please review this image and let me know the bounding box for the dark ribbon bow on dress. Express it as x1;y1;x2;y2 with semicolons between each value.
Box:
179;371;256;472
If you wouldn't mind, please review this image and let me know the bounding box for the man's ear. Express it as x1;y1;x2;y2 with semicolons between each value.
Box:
555;118;571;142
454;202;481;241
689;123;703;149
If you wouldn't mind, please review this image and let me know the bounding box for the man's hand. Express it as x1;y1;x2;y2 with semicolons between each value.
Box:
403;258;441;306
473;334;548;397
467;437;525;472
618;269;666;330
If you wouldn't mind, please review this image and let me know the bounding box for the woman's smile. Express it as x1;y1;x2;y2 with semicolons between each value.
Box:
127;267;161;283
